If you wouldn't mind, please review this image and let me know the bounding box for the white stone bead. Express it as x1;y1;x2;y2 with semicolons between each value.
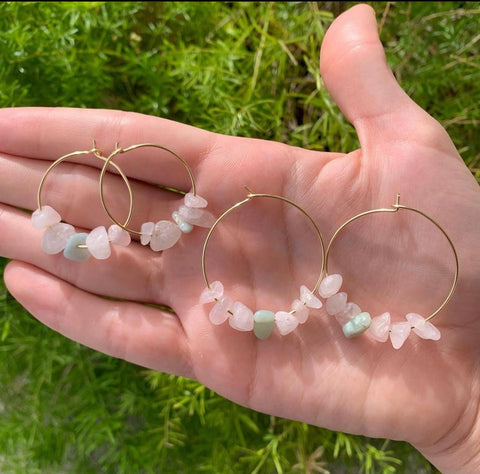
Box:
300;285;322;309
150;220;182;251
199;280;224;304
108;225;131;246
368;312;391;342
41;222;75;254
335;302;361;326
229;302;254;331
184;193;208;209
178;205;215;228
326;292;347;315
172;211;194;234
318;274;343;299
389;322;411;349
291;299;309;323
140;222;154;245
31;206;61;230
275;311;299;335
406;313;441;341
86;226;111;260
209;295;232;325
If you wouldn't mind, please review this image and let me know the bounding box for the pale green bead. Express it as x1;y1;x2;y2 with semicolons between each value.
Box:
342;312;371;339
253;310;275;340
63;233;91;262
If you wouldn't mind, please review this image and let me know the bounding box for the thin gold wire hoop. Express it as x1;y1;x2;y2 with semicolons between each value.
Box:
37;146;134;228
98;143;197;236
202;186;326;295
325;194;459;322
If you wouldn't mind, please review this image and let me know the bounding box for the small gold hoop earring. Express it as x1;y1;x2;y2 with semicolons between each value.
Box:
98;143;214;251
31;142;134;262
321;194;459;349
199;187;326;340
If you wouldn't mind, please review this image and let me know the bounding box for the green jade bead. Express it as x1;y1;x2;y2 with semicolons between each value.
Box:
253;310;275;340
64;233;91;262
342;312;371;338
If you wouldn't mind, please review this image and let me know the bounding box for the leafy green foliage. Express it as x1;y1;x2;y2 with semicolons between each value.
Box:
1;1;478;472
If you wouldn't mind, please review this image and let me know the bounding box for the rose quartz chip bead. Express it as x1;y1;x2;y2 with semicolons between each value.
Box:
230;302;254;331
275;311;299;335
318;274;343;298
209;295;233;325
184;193;208;208
199;281;224;303
300;285;322;309
31;206;61;230
42;222;75;254
291;299;309;323
406;313;441;340
325;292;347;315
367;312;391;342
108;225;131;247
389;322;411;349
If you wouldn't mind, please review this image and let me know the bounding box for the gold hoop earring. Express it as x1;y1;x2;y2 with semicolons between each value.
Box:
199;187;326;340
98;143;214;251
31;143;134;262
322;194;458;349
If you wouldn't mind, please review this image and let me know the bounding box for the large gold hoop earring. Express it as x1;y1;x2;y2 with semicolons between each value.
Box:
199;187;326;340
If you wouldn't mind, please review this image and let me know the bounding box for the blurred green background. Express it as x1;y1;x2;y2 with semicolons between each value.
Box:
0;2;478;473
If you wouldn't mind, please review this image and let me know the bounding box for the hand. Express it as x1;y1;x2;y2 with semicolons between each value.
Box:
1;4;479;473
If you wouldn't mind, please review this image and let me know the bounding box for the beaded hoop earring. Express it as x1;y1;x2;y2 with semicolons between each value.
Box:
199;187;326;339
321;194;458;349
31;144;134;261
99;143;214;252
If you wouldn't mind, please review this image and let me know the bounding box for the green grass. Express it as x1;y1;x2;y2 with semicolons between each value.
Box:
0;2;478;472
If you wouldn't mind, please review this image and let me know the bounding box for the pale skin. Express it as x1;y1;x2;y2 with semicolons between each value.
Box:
1;4;479;472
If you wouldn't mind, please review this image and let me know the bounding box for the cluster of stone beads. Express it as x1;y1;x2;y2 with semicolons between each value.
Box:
32;193;213;261
32;205;133;262
199;281;323;339
139;193;214;251
319;274;441;349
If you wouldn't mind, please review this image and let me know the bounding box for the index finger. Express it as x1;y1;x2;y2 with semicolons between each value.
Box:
0;107;217;189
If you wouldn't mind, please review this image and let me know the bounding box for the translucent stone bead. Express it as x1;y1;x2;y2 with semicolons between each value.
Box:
300;285;322;309
172;211;194;234
368;312;391;342
291;299;309;323
42;222;75;254
184;193;208;209
342;312;371;338
140;222;154;245
63;233;90;262
209;295;232;325
253;310;275;340
178;205;215;228
150;221;182;251
108;225;131;246
318;274;343;299
275;311;299;336
406;313;441;341
229;302;254;331
86;226;111;260
390;322;411;349
326;292;347;315
31;205;61;230
199;281;224;304
335;302;361;326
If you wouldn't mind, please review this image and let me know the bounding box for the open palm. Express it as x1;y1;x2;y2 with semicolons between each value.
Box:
1;5;479;472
